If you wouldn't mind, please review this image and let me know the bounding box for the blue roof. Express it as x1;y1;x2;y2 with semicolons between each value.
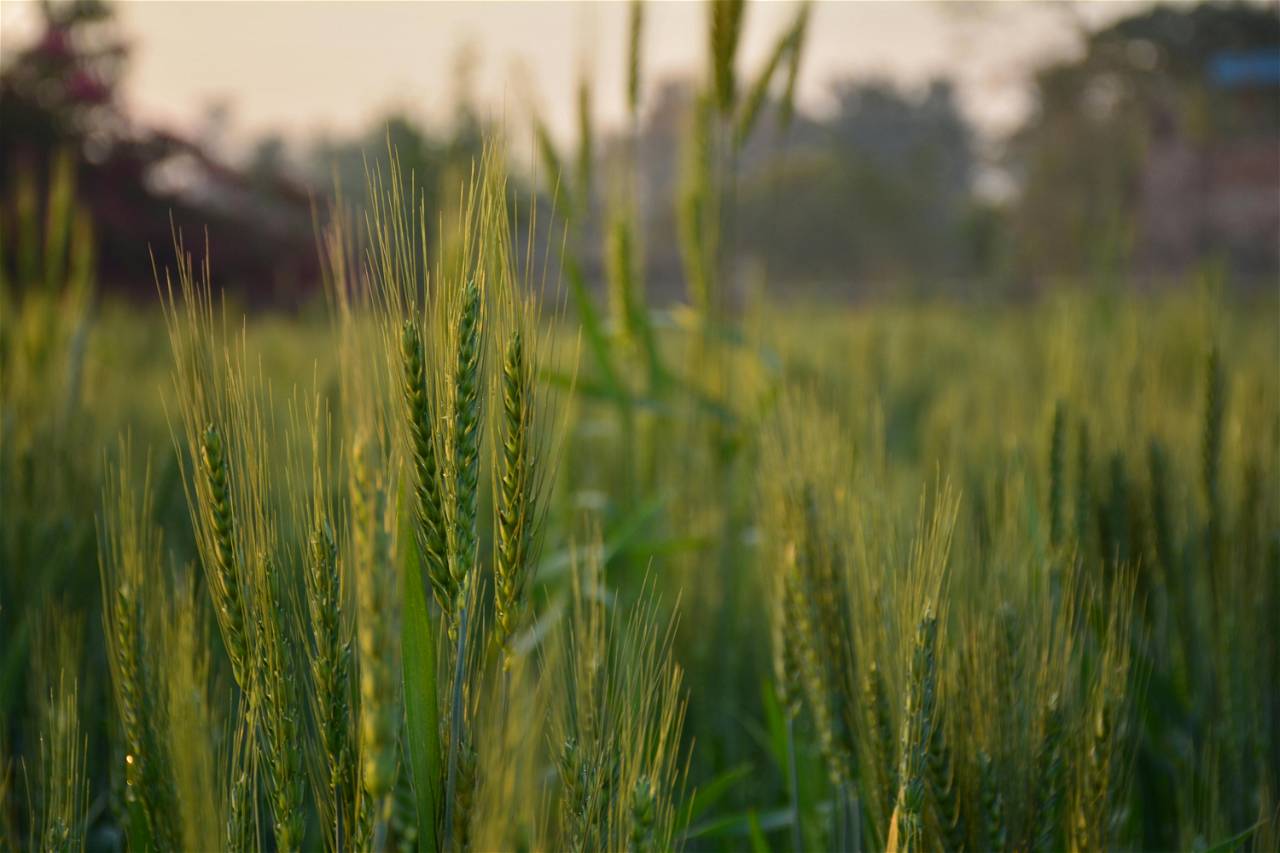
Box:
1209;50;1280;88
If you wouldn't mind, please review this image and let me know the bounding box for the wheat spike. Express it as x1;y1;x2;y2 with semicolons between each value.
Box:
402;319;452;617
493;330;535;662
199;423;250;687
448;278;484;612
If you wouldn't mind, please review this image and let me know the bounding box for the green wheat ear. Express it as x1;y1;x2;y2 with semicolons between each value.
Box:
1032;694;1065;853
864;661;897;820
626;0;644;121
606;214;640;345
709;0;746;116
305;518;356;847
448;277;483;612
401;318;451;616
494;329;536;664
678;90;717;318
977;750;1006;853
161;573;222;853
557;735;585;849
770;578;803;718
254;553;306;853
926;677;963;853
199;422;249;688
100;456;180;849
225;720;255;851
34;614;89;853
576;78;594;223
786;546;847;788
629;775;657;853
896;610;938;853
1075;700;1113;851
896;607;947;845
349;439;398;840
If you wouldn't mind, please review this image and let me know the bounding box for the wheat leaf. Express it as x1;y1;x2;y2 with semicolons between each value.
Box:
400;494;442;853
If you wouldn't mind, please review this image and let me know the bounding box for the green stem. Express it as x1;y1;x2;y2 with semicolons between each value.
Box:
787;713;802;853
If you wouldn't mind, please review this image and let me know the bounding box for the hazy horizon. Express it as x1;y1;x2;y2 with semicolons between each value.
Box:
0;0;1175;161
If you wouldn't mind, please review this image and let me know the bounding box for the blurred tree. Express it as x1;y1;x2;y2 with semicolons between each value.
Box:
1008;1;1280;285
248;134;289;185
1;0;319;305
735;78;980;293
0;0;128;185
603;76;986;302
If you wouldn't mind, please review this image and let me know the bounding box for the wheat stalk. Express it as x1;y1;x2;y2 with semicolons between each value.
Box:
894;611;938;853
99;453;180;849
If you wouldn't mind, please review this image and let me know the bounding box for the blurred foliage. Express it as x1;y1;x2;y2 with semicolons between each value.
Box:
1008;1;1280;284
0;0;317;304
735;79;983;292
0;149;102;851
5;1;1278;302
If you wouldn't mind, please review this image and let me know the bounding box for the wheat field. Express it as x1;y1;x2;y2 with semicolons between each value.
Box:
2;2;1278;852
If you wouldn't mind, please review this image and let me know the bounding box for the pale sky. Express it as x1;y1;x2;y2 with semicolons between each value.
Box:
1;0;1167;157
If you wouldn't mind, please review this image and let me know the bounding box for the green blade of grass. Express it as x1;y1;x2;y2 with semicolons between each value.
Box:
126;796;152;853
540;368;636;409
759;679;788;774
563;252;624;399
400;497;442;853
683;806;794;843
1201;820;1264;853
747;810;772;853
536;493;668;581
685;762;753;829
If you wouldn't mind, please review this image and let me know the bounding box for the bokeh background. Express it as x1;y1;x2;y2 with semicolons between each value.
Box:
2;5;1279;851
3;0;1277;307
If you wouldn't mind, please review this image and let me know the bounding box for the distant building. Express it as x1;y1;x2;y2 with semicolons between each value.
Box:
1137;49;1280;285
